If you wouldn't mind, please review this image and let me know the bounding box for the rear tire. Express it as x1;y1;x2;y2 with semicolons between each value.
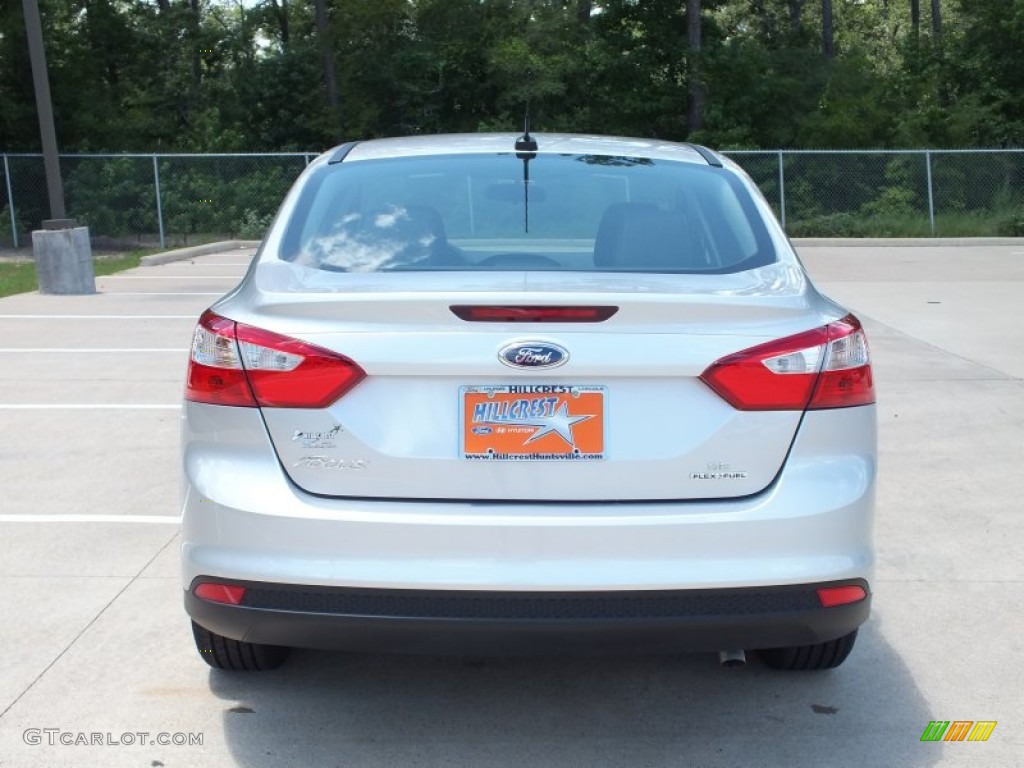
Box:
757;630;858;671
191;621;290;671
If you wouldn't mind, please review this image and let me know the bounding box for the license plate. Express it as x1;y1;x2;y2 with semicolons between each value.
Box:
460;385;606;461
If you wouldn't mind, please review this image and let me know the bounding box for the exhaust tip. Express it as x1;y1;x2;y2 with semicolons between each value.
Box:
718;649;746;668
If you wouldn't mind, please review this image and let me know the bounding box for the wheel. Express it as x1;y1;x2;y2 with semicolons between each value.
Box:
191;621;290;671
757;630;858;671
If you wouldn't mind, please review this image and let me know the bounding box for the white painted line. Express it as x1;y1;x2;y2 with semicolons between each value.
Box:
0;348;187;353
0;514;180;524
100;275;242;279
193;262;253;266
0;315;196;319
0;404;180;410
98;292;222;296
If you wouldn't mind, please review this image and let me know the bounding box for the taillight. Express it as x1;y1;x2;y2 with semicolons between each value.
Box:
186;312;256;406
450;305;618;322
185;311;365;408
699;314;874;411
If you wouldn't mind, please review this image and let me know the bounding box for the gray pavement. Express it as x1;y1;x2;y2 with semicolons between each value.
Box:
0;243;1021;767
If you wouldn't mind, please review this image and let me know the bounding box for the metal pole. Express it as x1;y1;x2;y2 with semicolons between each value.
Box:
304;153;312;166
153;155;165;249
777;150;787;229
3;154;18;248
21;0;67;223
925;150;935;236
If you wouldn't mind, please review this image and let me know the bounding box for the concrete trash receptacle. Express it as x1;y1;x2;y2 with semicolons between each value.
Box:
32;226;95;295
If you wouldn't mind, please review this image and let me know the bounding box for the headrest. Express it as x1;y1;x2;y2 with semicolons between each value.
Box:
593;203;692;271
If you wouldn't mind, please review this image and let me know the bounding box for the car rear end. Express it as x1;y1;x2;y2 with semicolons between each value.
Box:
181;134;875;670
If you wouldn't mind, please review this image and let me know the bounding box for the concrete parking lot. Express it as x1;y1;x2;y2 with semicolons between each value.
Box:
0;242;1021;767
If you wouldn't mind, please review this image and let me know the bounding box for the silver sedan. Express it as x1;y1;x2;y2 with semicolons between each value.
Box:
180;133;876;672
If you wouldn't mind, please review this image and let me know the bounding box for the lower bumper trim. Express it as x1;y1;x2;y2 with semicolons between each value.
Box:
185;578;870;655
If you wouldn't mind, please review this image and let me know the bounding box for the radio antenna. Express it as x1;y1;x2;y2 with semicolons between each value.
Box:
514;106;538;233
514;107;537;153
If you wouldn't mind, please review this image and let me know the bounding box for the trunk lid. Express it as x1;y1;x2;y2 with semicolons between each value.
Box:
231;269;834;501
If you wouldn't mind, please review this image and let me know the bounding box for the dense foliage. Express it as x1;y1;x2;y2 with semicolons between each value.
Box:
2;1;1022;243
1;0;1021;153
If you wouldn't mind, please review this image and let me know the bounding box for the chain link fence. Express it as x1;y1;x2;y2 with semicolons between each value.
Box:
0;152;312;249
2;150;1023;249
727;150;1024;238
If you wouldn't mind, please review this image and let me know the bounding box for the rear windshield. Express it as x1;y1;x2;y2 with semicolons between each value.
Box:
278;153;776;274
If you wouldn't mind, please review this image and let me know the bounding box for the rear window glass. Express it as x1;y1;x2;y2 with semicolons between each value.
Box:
277;153;776;274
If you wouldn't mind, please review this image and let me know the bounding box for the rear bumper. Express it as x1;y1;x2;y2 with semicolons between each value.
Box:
181;403;876;593
185;578;871;654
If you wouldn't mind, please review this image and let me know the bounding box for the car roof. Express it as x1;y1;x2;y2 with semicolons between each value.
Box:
334;133;716;166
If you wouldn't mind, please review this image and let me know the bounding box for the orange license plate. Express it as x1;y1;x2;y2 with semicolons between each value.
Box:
460;385;606;461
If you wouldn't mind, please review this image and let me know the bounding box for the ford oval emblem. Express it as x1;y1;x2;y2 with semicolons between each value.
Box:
498;341;569;369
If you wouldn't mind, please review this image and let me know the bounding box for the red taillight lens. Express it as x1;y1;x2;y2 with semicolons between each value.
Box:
816;584;867;608
234;322;365;408
450;305;618;322
194;583;247;605
185;311;256;406
185;311;365;408
807;316;874;409
699;325;828;411
699;314;874;411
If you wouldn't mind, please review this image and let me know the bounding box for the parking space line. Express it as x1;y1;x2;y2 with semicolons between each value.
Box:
100;275;242;279
0;514;180;524
94;292;223;296
0;315;197;319
0;348;187;352
0;404;181;409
